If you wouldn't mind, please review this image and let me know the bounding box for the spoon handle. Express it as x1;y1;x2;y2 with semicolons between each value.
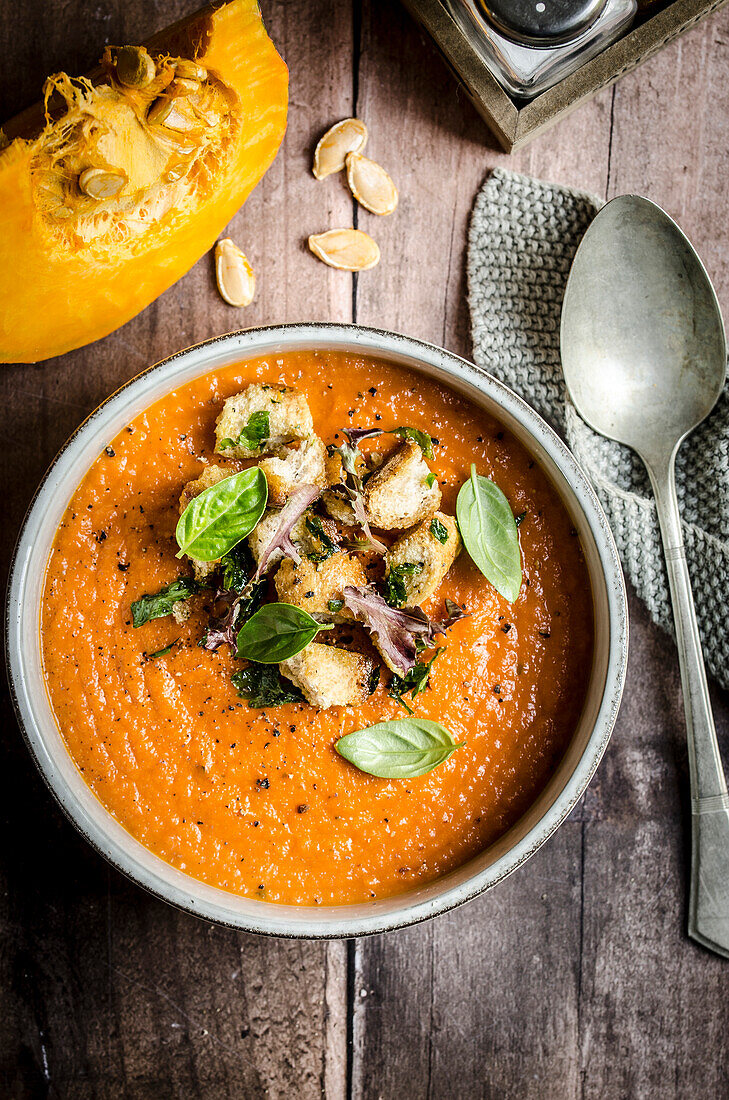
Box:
648;453;729;958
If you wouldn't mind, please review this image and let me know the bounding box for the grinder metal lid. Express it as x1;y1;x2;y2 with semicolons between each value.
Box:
477;0;607;46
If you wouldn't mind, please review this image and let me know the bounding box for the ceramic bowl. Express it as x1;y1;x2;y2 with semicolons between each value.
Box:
6;324;628;937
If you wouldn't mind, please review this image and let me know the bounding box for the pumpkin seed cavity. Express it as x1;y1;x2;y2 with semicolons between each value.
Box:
215;238;256;306
30;45;234;243
346;152;398;216
308;228;380;271
313;118;368;180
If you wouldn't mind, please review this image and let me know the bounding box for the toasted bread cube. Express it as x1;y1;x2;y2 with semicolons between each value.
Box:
178;464;230;581
274;551;368;620
322;448;365;525
364;439;441;530
259;435;327;506
385;512;462;607
247;509;309;576
279;643;375;709
214;384;314;459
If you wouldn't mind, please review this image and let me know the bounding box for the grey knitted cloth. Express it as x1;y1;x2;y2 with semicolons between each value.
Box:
468;167;729;690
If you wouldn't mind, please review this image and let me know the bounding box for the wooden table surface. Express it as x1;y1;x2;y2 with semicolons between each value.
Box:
2;2;729;1096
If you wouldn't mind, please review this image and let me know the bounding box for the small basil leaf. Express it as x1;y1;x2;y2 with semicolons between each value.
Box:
232;663;304;708
335;718;462;779
456;465;522;603
391;426;434;459
131;576;202;627
176;467;267;563
219;410;270;452
236;602;333;664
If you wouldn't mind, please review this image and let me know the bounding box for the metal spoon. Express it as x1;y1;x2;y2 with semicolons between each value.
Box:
560;194;729;958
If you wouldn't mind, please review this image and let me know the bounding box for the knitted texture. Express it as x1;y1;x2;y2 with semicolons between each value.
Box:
468;167;729;690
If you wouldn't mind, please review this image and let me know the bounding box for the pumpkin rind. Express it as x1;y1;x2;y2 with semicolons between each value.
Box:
0;0;288;364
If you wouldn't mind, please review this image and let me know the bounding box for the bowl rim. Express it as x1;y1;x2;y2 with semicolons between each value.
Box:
5;322;628;938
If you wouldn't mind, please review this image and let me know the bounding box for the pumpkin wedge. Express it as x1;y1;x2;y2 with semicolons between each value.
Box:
0;0;288;364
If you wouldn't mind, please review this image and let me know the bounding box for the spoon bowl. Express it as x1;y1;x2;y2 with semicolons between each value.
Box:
561;194;726;465
561;194;729;959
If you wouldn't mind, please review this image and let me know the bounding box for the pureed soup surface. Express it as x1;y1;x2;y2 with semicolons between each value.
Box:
41;351;594;906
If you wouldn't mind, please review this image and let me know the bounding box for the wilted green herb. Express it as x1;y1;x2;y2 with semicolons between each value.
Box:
232;664;304;708
131;576;203;627
387;648;444;713
306;515;338;562
429;517;449;544
219;410;270;452
383;562;423;608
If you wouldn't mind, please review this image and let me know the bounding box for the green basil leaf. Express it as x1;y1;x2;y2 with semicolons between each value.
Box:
236;602;333;664
219;410;270;452
335;717;462;779
131;576;203;627
425;472;437;488
429;517;449;544
391;426;434;459
232;663;304;708
175;467;267;563
456;465;522;602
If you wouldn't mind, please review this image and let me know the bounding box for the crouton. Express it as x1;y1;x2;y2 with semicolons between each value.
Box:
274;551;368;620
279;643;375;709
214;383;314;459
247;509;310;576
322;448;366;525
172;599;192;625
385;512;462;606
259;434;327;506
178;464;230;581
363;439;441;529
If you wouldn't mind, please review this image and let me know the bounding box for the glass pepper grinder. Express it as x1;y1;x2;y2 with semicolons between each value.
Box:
443;0;637;99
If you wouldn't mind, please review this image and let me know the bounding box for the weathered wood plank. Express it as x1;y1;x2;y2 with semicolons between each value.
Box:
352;3;729;1099
0;1;351;1096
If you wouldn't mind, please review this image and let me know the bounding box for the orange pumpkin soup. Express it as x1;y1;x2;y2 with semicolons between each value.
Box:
41;351;594;905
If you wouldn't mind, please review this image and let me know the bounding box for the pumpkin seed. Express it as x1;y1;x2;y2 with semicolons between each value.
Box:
170;77;201;97
147;95;201;133
308;228;380;271
313;118;368;180
116;45;156;89
215;238;256;307
78;167;126;199
346;152;398;216
174;59;208;82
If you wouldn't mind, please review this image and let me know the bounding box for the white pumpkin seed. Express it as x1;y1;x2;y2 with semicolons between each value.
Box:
116;45;156;89
215;238;256;307
308;229;380;271
147;95;201;133
78;167;126;199
313;118;368;180
346;152;398;216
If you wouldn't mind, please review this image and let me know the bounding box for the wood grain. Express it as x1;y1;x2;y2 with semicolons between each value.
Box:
351;3;729;1099
2;0;729;1097
0;2;353;1097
